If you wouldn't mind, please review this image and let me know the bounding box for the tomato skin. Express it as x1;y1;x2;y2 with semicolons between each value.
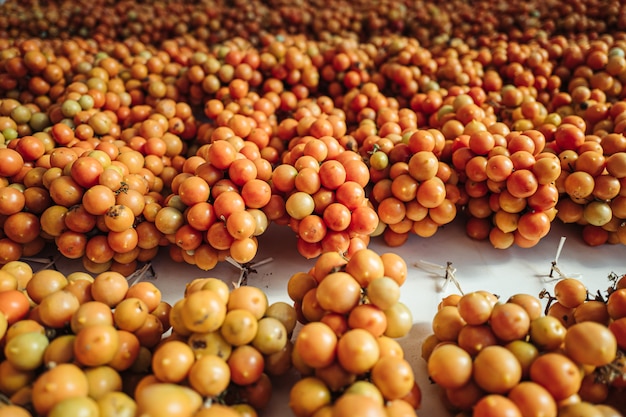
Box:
0;290;30;324
472;345;522;394
0;148;24;177
0;405;31;417
71;156;104;189
529;352;582;401
31;363;89;416
289;376;331;417
564;321;617;367
427;343;473;389
609;317;626;350
607;288;626;320
134;382;203;417
294;322;338;368
473;394;522;417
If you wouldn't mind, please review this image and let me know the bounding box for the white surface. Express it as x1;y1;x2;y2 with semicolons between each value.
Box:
53;217;626;415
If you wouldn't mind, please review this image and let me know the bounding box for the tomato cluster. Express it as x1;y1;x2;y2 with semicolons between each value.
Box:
287;249;421;417
0;261;170;416
0;1;624;271
0;258;300;417
145;279;296;416
0;0;625;273
423;274;626;416
1;0;626;415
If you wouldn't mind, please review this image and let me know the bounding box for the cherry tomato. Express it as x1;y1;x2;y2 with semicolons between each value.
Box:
0;290;30;324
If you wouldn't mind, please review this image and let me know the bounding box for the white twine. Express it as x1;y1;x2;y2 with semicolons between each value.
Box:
548;236;582;280
20;255;58;271
225;256;274;287
126;262;156;286
414;259;464;294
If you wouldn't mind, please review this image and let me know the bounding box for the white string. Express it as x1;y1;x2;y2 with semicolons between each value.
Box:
250;257;274;268
225;256;274;287
225;256;242;269
554;236;566;264
21;255;58;271
126;262;156;286
414;259;448;273
548;236;582;280
414;260;463;294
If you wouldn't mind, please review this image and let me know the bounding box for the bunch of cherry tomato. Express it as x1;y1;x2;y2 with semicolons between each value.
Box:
423;274;626;417
0;0;625;273
0;257;301;417
1;0;626;415
287;248;420;417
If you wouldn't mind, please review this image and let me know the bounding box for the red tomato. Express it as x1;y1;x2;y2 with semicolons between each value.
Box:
0;289;30;324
